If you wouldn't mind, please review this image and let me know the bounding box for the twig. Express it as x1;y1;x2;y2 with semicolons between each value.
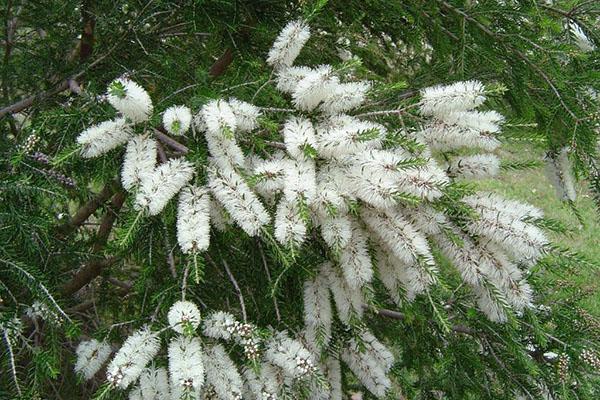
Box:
61;257;119;296
258;241;281;322
258;106;296;113
209;48;233;78
153;128;189;154
366;305;475;335
56;180;118;236
163;222;177;279
2;330;21;396
221;259;247;322
156;141;168;163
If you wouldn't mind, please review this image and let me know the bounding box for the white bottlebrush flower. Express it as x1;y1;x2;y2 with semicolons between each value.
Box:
309;356;342;400
275;65;313;93
135;158;195;215
292;66;339;111
375;246;413;304
177;185;211;253
274;199;307;246
77;118;131;158
209;196;232;232
282;117;317;160
204;344;244;400
419;80;486;116
202;99;237;135
319;214;352;249
242;364;280;400
121;135;157;191
545;147;577;202
138;366;170;399
163;105;192;136
202;310;239;340
265;331;316;379
341;342;391;398
569;22;595;52
167;300;202;334
419;122;501;152
447;154;500;179
357;330;394;372
283;159;317;205
252;158;289;198
320;81;371;114
208;164;270;236
107;78;153;123
74;339;112;380
472;284;508;323
303;273;332;349
339;222;373;289
267;19;310;68
168;336;205;398
316;115;385;159
321;262;364;323
229;98;261;132
462;192;544;222
106;328;160;389
439;110;504;133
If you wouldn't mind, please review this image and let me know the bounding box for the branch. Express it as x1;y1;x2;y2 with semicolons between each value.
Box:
209;48;233;78
153;128;189;154
367;305;475;335
56;180;118;236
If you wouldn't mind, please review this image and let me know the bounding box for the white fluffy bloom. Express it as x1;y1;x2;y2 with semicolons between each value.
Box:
339;222;373;289
419;80;486;116
204;344;243;400
168;336;205;398
320;81;371;114
440;110;504;133
135;158;195;215
472;284;508;323
167;300;202;334
229;98;261;132
275;65;313;93
316;115;385;159
357;330;394;372
303;273;332;349
137;367;170;399
163;105;192;136
107;78;153;123
462;192;544;221
309;356;342;400
267;20;310;68
283;159;317;204
420;122;501;152
319;215;352;249
252;158;289;198
282;117;317;160
202;99;237;135
177;186;211;253
375;246;413;303
292;66;339;111
569;22;595;52
208;164;270;236
242;364;280;400
545;147;576;202
447;154;500;179
121;136;157;191
274;199;307;246
74;339;112;380
321;262;364;323
202;100;246;169
106;328;160;389
265;331;316;379
77;118;131;158
202;310;238;340
341;342;391;398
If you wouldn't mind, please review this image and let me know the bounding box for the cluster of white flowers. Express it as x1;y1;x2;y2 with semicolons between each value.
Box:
265;331;316;379
242;364;280;400
77;118;131;158
167;300;202;334
74;19;555;399
74;339;112;380
569;22;595;52
106;327;160;389
168;336;205;399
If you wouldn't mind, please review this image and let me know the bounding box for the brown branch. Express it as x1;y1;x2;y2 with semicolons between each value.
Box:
153;128;189;154
209;48;233;78
79;1;96;63
367;305;475;335
56;180;118;236
61;190;126;296
61;257;118;296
